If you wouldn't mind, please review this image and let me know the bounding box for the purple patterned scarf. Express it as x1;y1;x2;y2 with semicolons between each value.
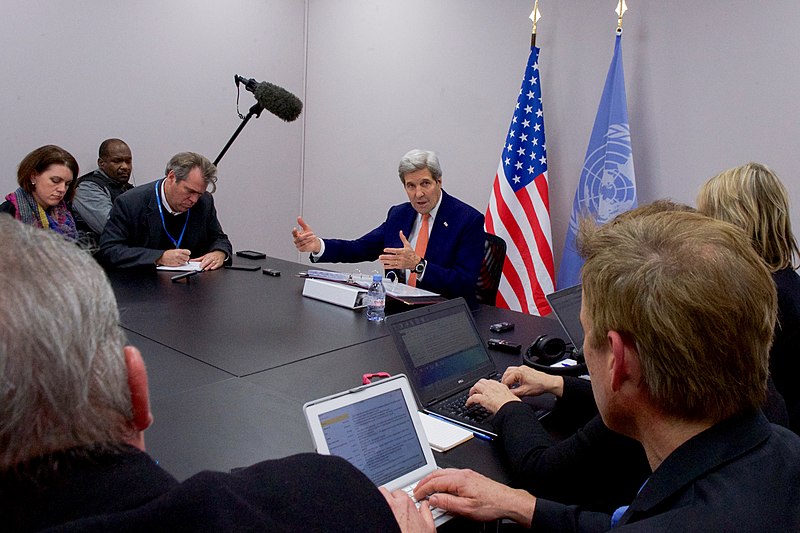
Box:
5;188;78;240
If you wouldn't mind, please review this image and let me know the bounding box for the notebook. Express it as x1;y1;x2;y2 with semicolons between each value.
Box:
385;298;503;438
303;374;451;526
544;284;585;355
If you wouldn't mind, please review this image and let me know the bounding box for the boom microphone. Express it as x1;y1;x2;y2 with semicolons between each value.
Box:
234;75;303;122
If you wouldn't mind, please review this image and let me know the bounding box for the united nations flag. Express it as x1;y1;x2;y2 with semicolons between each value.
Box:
558;32;637;289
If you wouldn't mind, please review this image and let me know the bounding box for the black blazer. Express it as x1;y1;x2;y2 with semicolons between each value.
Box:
531;412;800;531
98;179;232;269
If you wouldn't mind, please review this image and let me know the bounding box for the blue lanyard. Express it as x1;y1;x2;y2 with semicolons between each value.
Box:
154;180;190;248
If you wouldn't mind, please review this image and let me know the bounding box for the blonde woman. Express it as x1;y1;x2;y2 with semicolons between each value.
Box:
697;162;800;432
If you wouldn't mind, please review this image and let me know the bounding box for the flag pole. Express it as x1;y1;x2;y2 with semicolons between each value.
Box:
616;0;628;35
485;0;555;314
530;1;541;48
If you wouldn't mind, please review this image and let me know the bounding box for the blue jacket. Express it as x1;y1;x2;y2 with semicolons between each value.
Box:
318;190;484;305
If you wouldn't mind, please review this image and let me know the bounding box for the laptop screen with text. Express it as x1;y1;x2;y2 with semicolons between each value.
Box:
317;387;426;487
387;299;496;406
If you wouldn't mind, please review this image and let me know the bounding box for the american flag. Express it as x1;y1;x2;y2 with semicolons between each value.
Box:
485;45;554;315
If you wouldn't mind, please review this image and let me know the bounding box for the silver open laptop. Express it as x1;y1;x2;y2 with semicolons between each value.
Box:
303;374;451;526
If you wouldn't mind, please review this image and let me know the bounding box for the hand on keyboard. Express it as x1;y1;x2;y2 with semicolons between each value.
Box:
379;486;436;532
414;468;537;528
404;481;447;520
467;378;521;414
442;392;493;422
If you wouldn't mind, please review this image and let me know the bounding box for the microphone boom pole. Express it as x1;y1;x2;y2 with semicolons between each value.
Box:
214;100;264;166
214;74;302;166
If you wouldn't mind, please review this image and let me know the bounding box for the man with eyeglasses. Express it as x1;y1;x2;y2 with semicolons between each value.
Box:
98;151;232;270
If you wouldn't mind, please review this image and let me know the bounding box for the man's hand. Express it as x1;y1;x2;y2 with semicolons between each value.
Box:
501;365;565;399
194;250;226;271
466;378;521;414
379;231;419;270
157;248;191;267
379;487;436;533
414;469;535;527
292;216;321;254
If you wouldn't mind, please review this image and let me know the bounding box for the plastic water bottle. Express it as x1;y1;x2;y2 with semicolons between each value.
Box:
366;274;386;322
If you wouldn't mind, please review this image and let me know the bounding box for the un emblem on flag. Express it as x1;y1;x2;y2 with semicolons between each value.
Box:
575;123;636;226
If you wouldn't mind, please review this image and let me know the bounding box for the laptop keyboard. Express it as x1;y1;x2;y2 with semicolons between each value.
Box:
440;389;492;423
403;480;446;521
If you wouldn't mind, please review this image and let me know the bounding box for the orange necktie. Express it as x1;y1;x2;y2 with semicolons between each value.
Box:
408;214;430;287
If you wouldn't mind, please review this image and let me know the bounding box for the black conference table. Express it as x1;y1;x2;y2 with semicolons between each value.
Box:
108;256;568;482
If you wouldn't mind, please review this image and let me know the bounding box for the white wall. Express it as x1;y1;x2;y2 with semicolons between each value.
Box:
303;0;800;275
301;0;533;274
0;0;306;258
2;1;798;278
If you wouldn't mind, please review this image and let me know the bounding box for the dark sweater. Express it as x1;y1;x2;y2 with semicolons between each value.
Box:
772;267;800;433
1;448;399;532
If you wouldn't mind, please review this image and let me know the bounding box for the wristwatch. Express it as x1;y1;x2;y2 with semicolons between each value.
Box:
413;258;426;275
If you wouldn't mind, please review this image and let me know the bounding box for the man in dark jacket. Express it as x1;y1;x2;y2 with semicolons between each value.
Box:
293;149;484;306
98;151;232;270
395;210;800;532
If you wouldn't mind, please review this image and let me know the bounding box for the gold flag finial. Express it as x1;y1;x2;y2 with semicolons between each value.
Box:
616;0;628;33
530;0;541;33
530;0;541;46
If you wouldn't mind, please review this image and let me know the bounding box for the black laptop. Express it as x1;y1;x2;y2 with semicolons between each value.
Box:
544;284;585;354
385;298;501;437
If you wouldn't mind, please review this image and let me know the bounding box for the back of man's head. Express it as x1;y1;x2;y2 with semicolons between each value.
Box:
0;217;131;470
578;209;776;422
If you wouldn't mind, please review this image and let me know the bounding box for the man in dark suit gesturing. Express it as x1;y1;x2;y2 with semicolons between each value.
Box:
98;152;232;270
293;149;484;305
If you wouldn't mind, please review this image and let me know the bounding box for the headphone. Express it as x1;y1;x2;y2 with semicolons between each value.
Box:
522;335;588;376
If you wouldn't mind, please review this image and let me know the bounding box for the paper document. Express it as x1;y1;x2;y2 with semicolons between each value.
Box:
418;412;473;452
305;269;439;298
306;269;353;283
157;262;203;272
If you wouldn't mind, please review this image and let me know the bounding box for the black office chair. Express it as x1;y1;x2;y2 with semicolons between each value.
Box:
475;232;507;306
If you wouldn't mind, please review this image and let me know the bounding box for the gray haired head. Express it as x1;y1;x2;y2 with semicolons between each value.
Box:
0;217;131;469
398;149;442;183
165;152;218;193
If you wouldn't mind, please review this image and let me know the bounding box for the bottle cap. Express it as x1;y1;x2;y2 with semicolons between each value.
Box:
372;274;382;282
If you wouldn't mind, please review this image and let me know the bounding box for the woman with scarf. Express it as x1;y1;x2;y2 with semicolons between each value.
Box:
1;145;80;241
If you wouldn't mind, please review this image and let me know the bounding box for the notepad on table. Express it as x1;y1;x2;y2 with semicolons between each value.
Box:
157;262;203;272
418;412;474;452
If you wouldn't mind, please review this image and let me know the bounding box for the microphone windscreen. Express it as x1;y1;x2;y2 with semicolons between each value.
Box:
254;82;303;122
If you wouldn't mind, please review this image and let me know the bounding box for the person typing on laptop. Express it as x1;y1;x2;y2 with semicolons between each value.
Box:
429;201;788;514
389;209;800;531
